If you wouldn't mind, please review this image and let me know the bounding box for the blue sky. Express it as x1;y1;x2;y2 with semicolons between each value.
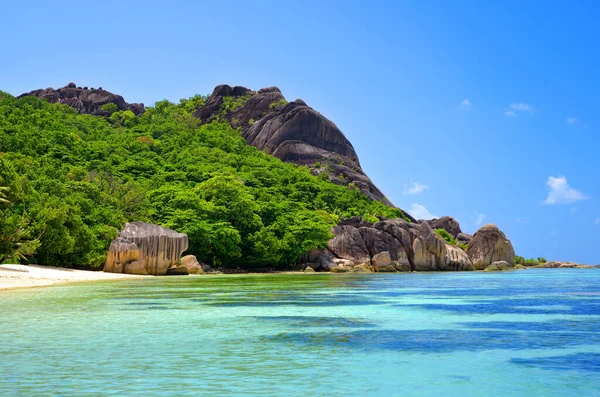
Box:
1;1;599;263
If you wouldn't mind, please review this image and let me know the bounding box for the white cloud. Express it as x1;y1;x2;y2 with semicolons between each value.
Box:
505;102;534;117
567;117;578;124
510;102;535;113
474;213;486;226
402;182;430;195
409;204;436;220
459;99;472;111
544;176;588;205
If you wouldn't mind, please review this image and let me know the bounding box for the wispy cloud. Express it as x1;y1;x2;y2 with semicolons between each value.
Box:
567;117;578;124
544;176;588;205
505;102;534;117
402;182;430;195
459;99;472;111
474;213;486;226
409;204;436;220
594;218;600;225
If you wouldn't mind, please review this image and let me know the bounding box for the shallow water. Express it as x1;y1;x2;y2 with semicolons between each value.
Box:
1;269;599;396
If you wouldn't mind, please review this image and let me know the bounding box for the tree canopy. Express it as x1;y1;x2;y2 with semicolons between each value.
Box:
0;92;406;269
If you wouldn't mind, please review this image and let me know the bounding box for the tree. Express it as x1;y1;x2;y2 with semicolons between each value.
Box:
0;160;40;264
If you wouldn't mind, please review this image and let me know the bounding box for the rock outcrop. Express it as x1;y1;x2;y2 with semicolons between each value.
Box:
457;233;473;245
466;224;515;270
104;222;188;276
484;261;514;271
179;255;204;274
535;261;594;269
19;83;145;117
426;216;462;237
191;84;405;210
306;216;477;272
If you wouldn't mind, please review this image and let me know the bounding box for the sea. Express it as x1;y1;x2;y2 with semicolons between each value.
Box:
1;269;599;396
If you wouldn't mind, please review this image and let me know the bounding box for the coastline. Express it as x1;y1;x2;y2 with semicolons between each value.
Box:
0;264;146;292
2;264;597;293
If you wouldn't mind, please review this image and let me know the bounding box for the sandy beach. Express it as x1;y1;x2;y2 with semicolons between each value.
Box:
0;264;145;291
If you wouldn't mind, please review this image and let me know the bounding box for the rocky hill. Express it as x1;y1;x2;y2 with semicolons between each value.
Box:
192;84;401;211
10;83;517;272
19;83;145;117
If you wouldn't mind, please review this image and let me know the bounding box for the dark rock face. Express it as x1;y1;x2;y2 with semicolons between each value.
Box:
19;83;145;116
427;216;462;238
192;84;396;207
466;224;515;270
457;233;473;245
104;222;188;276
307;216;473;272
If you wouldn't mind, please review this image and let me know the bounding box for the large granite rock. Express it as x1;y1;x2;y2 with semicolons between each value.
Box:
426;216;462;237
179;254;204;274
19;83;145;116
104;222;188;276
466;224;515;270
457;233;473;245
191;84;410;211
412;222;473;271
307;216;475;272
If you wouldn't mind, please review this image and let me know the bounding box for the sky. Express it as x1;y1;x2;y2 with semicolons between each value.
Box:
1;0;599;263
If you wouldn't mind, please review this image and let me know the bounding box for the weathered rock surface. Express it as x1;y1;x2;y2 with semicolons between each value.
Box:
191;84;409;211
412;222;473;271
484;261;514;272
104;222;188;276
466;224;515;270
305;216;477;273
515;264;527;270
19;83;145;116
353;263;373;273
426;216;462;237
457;233;473;245
179;255;204;274
304;266;316;273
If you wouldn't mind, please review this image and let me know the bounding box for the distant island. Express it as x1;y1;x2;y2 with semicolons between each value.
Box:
0;83;590;275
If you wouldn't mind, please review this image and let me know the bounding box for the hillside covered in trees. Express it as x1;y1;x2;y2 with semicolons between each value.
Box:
0;89;408;270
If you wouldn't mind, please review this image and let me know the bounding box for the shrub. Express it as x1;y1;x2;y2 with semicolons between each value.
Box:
435;228;457;245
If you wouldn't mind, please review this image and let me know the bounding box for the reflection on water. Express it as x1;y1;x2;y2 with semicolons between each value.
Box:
1;270;599;396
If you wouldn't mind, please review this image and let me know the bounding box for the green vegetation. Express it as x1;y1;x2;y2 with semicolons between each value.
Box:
0;92;407;270
515;255;547;267
459;243;468;251
435;228;457;246
221;95;249;113
99;102;118;115
0;161;41;264
269;98;288;109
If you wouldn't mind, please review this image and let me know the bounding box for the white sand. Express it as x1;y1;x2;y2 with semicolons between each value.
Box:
0;264;145;291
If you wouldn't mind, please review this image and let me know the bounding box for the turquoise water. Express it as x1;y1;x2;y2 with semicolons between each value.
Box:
1;269;599;396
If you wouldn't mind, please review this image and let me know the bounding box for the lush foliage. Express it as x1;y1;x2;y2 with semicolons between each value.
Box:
435;228;457;246
515;255;547;266
0;159;40;264
0;92;406;269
